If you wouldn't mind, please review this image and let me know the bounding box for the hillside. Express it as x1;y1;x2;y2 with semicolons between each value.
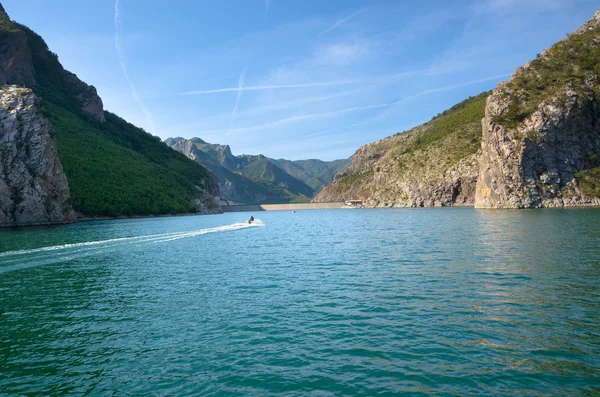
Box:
0;6;220;217
315;92;489;206
267;158;351;192
166;137;316;204
475;10;600;208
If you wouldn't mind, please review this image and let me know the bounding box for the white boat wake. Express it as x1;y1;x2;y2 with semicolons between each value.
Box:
0;219;264;274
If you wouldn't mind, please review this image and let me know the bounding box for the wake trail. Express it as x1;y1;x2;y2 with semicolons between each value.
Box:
0;220;265;271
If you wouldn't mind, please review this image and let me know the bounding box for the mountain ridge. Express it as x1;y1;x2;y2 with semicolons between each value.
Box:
166;137;349;204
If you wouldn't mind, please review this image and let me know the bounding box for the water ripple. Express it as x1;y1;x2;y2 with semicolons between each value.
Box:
1;209;600;396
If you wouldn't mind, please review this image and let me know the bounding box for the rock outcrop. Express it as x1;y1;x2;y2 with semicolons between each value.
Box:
315;92;488;207
193;169;222;214
0;86;76;226
0;6;105;122
475;10;600;208
0;5;35;88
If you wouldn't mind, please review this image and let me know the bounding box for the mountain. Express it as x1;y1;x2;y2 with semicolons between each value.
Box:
317;10;600;209
266;158;351;192
475;10;600;208
314;92;488;206
0;5;220;219
166;137;316;204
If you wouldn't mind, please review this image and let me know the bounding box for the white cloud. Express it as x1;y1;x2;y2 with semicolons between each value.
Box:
315;42;369;64
319;8;365;36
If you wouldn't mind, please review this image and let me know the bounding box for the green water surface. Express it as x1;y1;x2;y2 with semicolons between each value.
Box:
1;208;599;396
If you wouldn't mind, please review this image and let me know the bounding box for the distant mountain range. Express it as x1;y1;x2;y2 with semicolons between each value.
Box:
165;137;350;204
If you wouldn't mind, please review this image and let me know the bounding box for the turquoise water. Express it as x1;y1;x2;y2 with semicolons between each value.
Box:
1;208;599;396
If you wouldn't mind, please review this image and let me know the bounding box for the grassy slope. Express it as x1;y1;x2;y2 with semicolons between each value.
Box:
320;92;489;200
18;24;216;216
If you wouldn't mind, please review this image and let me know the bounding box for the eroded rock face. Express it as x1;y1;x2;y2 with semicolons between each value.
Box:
475;10;600;208
0;86;76;226
194;170;222;214
62;70;106;122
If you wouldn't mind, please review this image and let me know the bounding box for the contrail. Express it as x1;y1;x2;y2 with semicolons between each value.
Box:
319;8;365;37
114;0;156;135
180;80;357;95
227;68;246;135
265;0;271;17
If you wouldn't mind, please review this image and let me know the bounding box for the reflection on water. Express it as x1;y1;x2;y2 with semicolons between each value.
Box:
1;208;599;396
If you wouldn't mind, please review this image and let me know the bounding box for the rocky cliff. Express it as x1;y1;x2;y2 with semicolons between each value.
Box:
0;86;75;227
315;92;488;207
475;10;600;208
0;5;105;122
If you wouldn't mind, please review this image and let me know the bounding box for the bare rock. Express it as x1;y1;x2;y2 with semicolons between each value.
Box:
0;86;76;226
475;10;600;208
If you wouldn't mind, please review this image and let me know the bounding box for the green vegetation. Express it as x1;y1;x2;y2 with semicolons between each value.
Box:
328;171;373;196
14;24;217;217
49;103;213;216
268;158;351;192
237;156;313;202
574;152;600;198
493;23;600;128
412;92;488;152
394;92;488;158
575;167;600;197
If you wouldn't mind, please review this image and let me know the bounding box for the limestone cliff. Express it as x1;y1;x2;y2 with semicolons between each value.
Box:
315;92;487;207
0;5;105;122
0;86;76;227
475;10;600;208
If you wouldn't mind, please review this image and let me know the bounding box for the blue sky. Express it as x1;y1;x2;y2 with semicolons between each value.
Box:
3;0;598;160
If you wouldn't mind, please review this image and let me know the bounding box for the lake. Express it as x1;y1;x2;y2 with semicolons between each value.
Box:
1;208;599;396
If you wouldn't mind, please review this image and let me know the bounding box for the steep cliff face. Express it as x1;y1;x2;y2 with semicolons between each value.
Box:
0;86;75;227
315;92;487;207
475;10;600;208
193;169;221;214
0;6;105;122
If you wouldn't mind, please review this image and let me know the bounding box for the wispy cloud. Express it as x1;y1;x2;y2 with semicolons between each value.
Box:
229;102;393;134
114;0;156;134
227;68;246;135
402;73;508;100
239;89;364;116
180;80;357;95
265;0;271;17
370;73;509;122
315;42;369;64
319;8;365;37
